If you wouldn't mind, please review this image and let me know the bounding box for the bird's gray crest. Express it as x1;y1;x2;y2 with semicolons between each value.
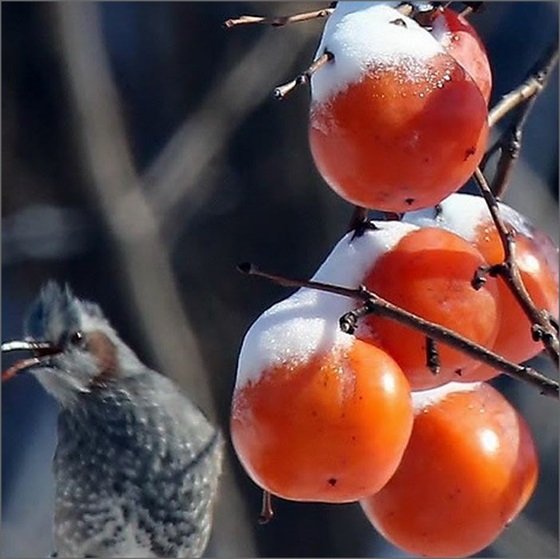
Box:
24;281;104;342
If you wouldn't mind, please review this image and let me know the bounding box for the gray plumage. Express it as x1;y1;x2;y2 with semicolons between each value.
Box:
18;282;223;558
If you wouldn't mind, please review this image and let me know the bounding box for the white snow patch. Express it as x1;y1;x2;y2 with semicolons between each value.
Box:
412;381;481;413
403;193;541;243
311;220;418;287
311;2;444;105
236;221;417;388
403;193;485;241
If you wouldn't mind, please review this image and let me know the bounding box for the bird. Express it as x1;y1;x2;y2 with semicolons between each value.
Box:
2;282;223;558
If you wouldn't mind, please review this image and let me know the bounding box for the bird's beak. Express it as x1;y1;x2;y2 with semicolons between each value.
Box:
1;340;62;382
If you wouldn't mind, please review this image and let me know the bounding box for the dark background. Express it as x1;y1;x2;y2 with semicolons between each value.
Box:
2;2;558;557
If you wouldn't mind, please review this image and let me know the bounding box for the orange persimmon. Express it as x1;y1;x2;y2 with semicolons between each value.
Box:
431;7;492;103
404;193;559;382
309;3;488;212
231;289;413;503
361;382;539;558
361;227;500;389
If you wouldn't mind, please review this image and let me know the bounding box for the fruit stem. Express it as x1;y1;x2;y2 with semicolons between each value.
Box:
473;168;560;368
258;490;274;524
347;206;369;233
458;3;486;18
426;337;441;375
239;263;559;398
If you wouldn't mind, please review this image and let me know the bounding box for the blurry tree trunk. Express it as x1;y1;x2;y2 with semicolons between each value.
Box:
54;3;257;555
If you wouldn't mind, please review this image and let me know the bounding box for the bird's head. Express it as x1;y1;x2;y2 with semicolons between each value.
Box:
2;282;146;407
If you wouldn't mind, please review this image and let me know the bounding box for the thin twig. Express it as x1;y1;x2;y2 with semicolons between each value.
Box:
239;263;559;398
223;7;334;29
488;44;559;128
268;2;419;101
274;51;333;100
477;45;560;361
223;0;416;30
473;168;560;367
489;95;537;198
484;44;558;197
458;2;485;18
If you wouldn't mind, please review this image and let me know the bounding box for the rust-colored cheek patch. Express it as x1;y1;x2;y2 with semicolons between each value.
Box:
86;331;118;383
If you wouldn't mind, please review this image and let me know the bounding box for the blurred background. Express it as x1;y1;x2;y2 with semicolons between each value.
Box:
2;2;558;557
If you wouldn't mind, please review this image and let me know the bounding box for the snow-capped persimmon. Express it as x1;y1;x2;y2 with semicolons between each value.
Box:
430;7;492;103
231;284;413;503
361;382;539;558
308;3;488;212
361;227;500;389
404;194;559;381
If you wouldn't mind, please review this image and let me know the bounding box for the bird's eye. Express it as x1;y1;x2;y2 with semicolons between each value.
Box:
62;331;87;349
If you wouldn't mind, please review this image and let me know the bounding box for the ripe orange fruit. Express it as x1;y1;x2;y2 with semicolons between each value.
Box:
308;3;488;212
231;288;413;503
404;194;559;381
431;7;492;103
361;227;500;389
361;381;539;558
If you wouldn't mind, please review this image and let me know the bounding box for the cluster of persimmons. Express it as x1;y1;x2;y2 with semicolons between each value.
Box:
228;3;558;557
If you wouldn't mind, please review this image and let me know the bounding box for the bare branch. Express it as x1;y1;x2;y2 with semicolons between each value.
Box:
239;263;559;398
223;2;416;30
483;45;558;197
224;7;334;29
488;44;559;128
274;51;334;100
488;121;525;199
473;168;560;367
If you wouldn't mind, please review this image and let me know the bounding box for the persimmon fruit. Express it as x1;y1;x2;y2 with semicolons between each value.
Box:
308;3;488;212
431;7;492;103
360;227;501;389
404;194;559;381
231;287;413;503
361;382;539;558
